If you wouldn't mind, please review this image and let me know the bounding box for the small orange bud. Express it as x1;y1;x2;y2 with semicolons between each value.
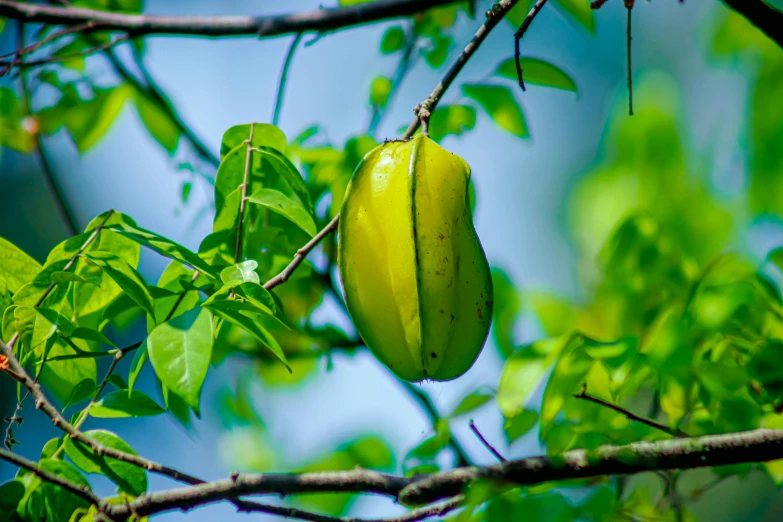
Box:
0;355;9;371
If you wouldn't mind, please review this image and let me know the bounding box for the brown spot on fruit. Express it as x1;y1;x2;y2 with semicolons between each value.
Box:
431;353;438;358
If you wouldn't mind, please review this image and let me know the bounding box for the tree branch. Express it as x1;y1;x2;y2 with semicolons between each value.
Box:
0;446;103;506
402;0;524;139
85;427;783;519
0;0;465;38
721;0;783;51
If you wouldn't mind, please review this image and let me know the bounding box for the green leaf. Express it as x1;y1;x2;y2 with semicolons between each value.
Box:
497;337;571;418
50;271;101;285
14;306;58;349
424;34;452;68
369;76;393;108
64;429;147;496
69;327;117;349
462;84;528;138
0;481;24;518
490;268;522;358
428;105;476;142
38;459;92;522
147;307;214;410
553;0;595;33
381;26;406;53
128;340;147;395
503;409;538;443
206;299;290;369
90;390;165;418
220;260;260;285
246;189;317;237
84;252;155;318
496;57;577;92
106;221;221;280
449;387;494;418
134;89;180;154
220;123;287;159
65;84;131;153
63;378;95;412
407;419;450;459
0;236;41;293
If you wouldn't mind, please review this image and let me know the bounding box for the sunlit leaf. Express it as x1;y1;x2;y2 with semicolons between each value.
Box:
147;307;214;410
90;390;165;418
496;57;577;92
64;429;147;496
462;83;528;138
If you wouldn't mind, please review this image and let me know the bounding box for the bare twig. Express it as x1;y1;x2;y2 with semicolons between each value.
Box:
263;215;340;291
468;420;506;462
0;33;131;73
514;0;549;91
14;22;79;235
272;32;303;127
574;385;688;437
368;23;416;136
0;0;466;38
403;0;524;139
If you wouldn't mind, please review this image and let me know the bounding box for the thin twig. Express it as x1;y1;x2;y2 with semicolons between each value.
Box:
468;420;506;462
0;0;466;38
263;215;340;291
272;32;303;127
0;33;131;73
15;21;79;235
403;0;524;139
126;45;220;170
574;385;688;438
368;23;416;136
514;0;549;92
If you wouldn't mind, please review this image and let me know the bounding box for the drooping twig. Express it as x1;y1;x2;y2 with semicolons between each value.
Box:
403;0;525;139
368;23;417;136
272;32;304;127
514;0;549;92
573;385;689;438
0;0;466;38
15;22;79;235
125;45;220;170
468;420;506;462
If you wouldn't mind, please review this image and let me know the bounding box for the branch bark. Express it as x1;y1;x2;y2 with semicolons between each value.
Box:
92;428;783;519
0;0;464;38
721;0;783;51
